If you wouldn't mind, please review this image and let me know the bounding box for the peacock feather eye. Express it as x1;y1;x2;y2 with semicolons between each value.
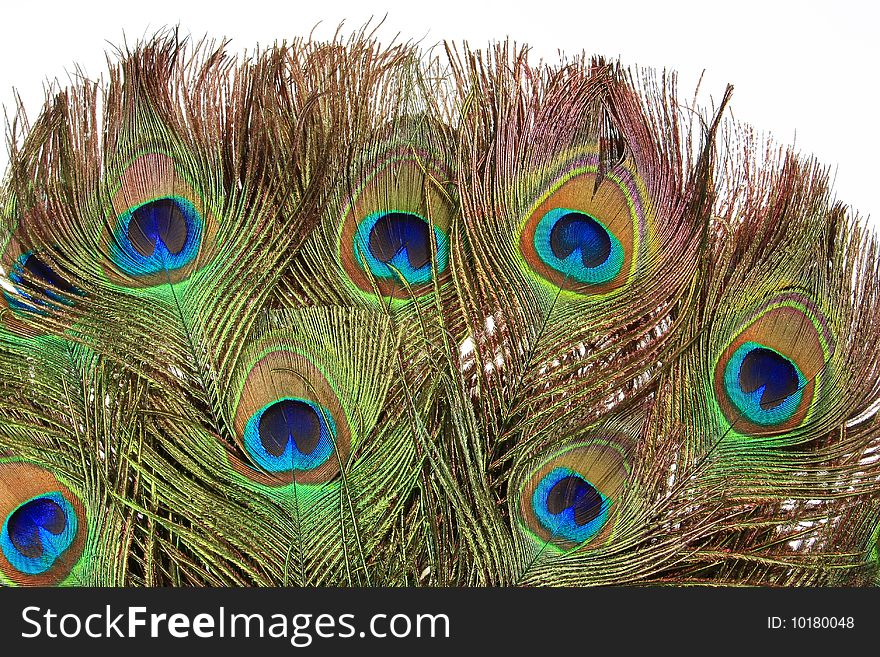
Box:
104;153;210;287
532;208;624;284
518;153;647;295
3;251;80;314
532;468;611;544
517;440;630;550
231;349;352;486
713;297;833;435
0;461;87;586
1;493;78;575
339;150;455;300
353;210;450;287
242;397;337;474
112;196;203;275
722;343;806;426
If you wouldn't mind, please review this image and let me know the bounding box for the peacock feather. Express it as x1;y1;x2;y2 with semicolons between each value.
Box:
0;29;878;588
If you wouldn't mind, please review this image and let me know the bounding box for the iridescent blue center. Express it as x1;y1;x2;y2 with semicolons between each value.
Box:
723;342;806;425
243;398;337;473
4;252;78;313
1;493;78;575
532;467;610;543
111;196;203;276
532;209;624;284
550;212;611;267
354;211;449;286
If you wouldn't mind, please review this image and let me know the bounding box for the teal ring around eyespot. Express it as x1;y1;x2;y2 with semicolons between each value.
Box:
0;492;78;576
532;467;611;544
242;398;337;473
109;196;203;276
353;211;449;286
722;342;807;426
533;208;624;284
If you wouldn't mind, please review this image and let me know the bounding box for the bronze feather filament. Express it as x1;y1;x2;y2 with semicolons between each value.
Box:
0;29;878;587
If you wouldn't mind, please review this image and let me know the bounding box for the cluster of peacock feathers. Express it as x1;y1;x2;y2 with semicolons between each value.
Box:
0;29;878;587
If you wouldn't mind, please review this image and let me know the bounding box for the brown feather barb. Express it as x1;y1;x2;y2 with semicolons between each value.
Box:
0;29;878;587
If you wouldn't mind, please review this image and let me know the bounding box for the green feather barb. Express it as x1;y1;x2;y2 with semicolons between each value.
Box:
0;29;878;587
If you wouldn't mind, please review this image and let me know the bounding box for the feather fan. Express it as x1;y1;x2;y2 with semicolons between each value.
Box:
0;29;878;587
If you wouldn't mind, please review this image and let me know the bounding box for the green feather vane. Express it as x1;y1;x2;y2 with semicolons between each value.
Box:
0;30;878;587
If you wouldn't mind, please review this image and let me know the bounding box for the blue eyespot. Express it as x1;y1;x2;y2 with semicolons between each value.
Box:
354;211;449;286
242;397;337;473
533;209;623;284
1;492;78;575
3;252;79;313
110;196;203;276
723;342;806;426
532;467;611;544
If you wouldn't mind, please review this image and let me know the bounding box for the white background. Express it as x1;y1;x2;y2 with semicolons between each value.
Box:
1;0;876;227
